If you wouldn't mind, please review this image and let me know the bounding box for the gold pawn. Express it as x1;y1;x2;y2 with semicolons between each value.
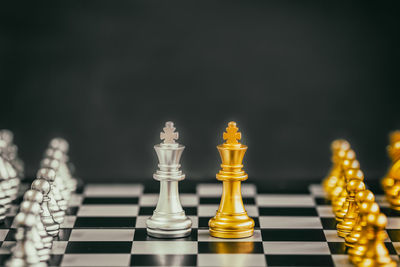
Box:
208;121;254;238
337;180;365;237
382;131;400;191
348;203;381;264
323;139;351;197
329;149;356;201
345;190;375;247
333;164;361;218
357;213;396;267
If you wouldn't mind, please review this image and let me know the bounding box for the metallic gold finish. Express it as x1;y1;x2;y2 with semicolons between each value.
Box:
356;213;396;267
323;140;351;198
345;190;376;247
209;122;254;239
348;203;380;264
337;180;365;237
383;131;400;211
335;168;363;221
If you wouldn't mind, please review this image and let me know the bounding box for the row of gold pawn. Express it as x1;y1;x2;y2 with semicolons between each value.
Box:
322;139;396;267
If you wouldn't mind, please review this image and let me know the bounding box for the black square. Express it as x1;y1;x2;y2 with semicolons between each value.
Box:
387;230;400;242
82;197;138;204
74;217;136;228
258;207;318;216
198;241;263;254
0;254;10;266
0;217;14;229
261;229;326;241
315;197;331;205
385;242;397;255
5;229;16;241
133;228;197;241
381;208;400;217
130;255;197;266
320;218;337;230
266;255;334;266
48;255;63;266
328;242;347;254
65;241;132;253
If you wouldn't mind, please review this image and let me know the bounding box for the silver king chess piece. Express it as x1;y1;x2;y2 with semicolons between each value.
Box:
146;121;192;238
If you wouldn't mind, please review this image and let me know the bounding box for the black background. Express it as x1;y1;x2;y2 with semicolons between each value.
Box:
1;1;399;187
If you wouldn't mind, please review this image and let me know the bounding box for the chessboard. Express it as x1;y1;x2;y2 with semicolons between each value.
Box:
0;182;399;267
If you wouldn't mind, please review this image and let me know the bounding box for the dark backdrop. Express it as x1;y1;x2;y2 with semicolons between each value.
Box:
1;1;399;186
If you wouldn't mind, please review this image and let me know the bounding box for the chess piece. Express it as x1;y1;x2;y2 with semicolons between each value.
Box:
332;159;360;216
23;190;53;249
382;131;400;191
49;138;77;191
6;212;47;267
0;153;19;201
146;122;192;238
39;161;68;212
348;202;381;264
345;190;376;247
209;122;254;238
335;168;363;220
337;180;365;237
330;149;356;203
358;213;396;267
31;178;60;237
323;139;351;198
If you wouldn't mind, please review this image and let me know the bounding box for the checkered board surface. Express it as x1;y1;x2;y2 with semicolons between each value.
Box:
0;183;400;267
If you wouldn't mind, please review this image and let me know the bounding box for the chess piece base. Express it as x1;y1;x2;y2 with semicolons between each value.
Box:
146;211;192;238
209;212;254;239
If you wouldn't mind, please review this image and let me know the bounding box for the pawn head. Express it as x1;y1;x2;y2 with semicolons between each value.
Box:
0;129;13;144
20;201;41;215
345;169;363;182
44;148;64;161
360;202;380;215
50;138;69;153
355;190;375;205
331;139;350;152
31;179;50;195
23;189;44;203
40;158;60;170
346;179;365;193
37;168;56;182
342;159;360;171
374;213;388;229
14;212;36;228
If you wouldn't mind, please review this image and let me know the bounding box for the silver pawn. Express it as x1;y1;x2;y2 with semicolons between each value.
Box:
19;201;51;262
146;122;192;238
0;154;17;201
23;190;53;249
37;164;68;213
6;212;47;267
31;179;60;237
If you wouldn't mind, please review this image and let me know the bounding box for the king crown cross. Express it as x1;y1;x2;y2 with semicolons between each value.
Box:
223;121;241;145
160;121;179;144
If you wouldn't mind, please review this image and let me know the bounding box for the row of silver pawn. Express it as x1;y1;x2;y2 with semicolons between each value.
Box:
6;138;78;267
0;129;24;223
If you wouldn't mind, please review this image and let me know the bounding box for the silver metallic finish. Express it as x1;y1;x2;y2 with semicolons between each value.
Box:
146;122;192;238
31;179;60;237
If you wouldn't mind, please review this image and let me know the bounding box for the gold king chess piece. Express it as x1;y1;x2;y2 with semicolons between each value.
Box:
209;121;254;238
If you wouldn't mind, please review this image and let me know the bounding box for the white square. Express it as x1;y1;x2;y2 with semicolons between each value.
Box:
69;194;83;206
84;184;143;197
259;216;322;229
180;194;199;206
52;241;68;254
387;218;400;229
77;205;138;217
139;194;158;206
317;206;335;218
256;195;315;207
197;229;262;242
263;242;330;254
376;195;390;207
331;255;353;267
61;254;131;266
0;229;9;241
198;254;266;267
61;216;76;228
131;241;197;254
309;184;326;197
69;229;135;241
324;230;344;242
197;184;256;197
